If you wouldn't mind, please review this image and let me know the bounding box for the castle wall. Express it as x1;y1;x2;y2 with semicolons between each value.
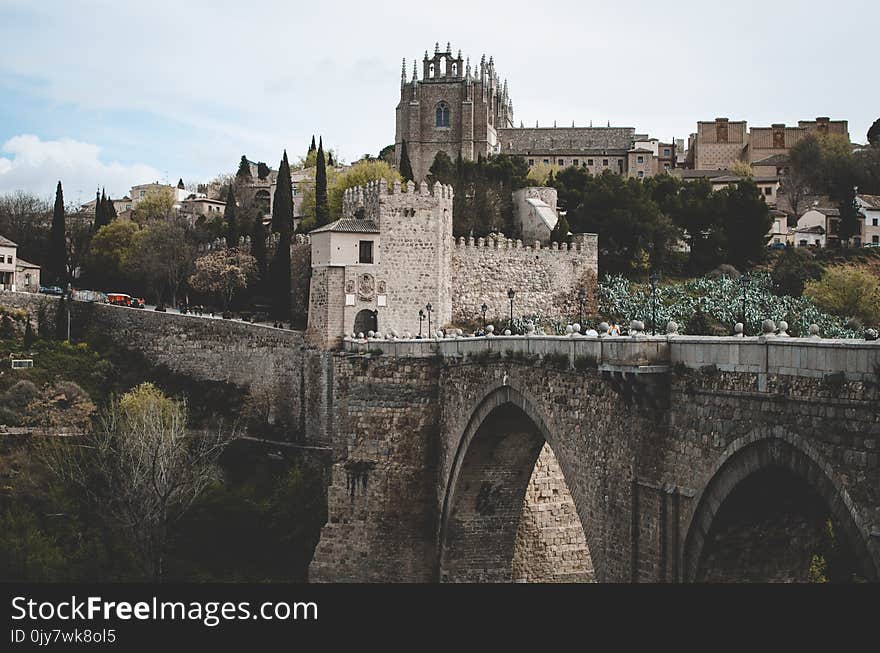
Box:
450;234;598;329
498;127;635;154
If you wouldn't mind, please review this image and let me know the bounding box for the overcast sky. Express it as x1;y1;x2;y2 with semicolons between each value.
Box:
1;0;876;201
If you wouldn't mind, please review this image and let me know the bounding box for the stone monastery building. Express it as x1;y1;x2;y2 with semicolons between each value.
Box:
396;42;672;182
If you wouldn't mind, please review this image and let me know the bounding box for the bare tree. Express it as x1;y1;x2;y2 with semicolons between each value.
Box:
779;167;811;221
39;383;235;581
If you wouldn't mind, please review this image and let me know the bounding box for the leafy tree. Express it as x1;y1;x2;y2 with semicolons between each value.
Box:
728;160;754;178
236;155;252;179
717;179;772;270
65;209;93;283
804;265;880;326
378;143;395;166
788;135;826;195
256;162;270;180
223;186;238;249
250;215;267;282
104;193;117;221
328;160;402;217
124;220;192;305
314;138;329;227
132;188;176;224
38;383;233;581
0;191;51;266
398;139;414;183
525;162;563;186
83;219;140;291
47;181;67;285
868;118;880;147
189;248;258;311
771;248;824;297
269;151;293;320
427;151;456;187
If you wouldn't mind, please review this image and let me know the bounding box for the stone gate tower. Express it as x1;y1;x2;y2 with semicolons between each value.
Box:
395;42;514;182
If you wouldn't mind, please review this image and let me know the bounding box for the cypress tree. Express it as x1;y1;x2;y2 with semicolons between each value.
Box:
106;194;117;220
23;316;35;348
315;138;329;226
48;181;68;285
250;214;268;282
399;139;414;183
327;151;334;167
236;155;252;179
309;135;316;153
93;189;106;231
224;186;238;248
269;151;293;321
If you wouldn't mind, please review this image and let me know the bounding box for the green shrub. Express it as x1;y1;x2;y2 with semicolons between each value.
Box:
543;352;570;370
574;354;598;371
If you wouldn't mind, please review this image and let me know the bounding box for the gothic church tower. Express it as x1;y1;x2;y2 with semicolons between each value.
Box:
395;42;514;182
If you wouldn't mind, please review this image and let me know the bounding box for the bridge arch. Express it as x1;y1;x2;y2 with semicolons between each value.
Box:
438;382;598;582
683;427;878;582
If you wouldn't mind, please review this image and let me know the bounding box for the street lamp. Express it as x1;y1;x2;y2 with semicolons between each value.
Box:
649;272;660;336
739;273;751;335
577;288;586;328
418;309;425;338
481;303;488;331
507;288;515;333
426;303;433;338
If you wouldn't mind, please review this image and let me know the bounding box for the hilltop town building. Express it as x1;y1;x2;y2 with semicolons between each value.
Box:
395;43;673;182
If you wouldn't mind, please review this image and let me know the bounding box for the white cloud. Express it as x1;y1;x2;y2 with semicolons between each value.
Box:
0;134;162;200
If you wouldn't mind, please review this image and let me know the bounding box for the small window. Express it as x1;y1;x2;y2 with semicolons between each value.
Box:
24;273;30;286
872;218;878;226
359;240;374;264
873;235;879;243
663;149;670;156
558;159;564;166
663;163;670;171
587;159;594;166
435;102;450;128
637;171;644;178
543;159;549;165
139;191;145;198
637;156;644;164
603;159;609;166
573;159;579;166
764;187;772;195
528;159;534;166
799;240;808;247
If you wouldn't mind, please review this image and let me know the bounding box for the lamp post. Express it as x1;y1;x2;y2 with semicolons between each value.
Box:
507;288;515;333
426;303;433;338
418;309;425;338
481;303;488;331
577;288;586;328
649;272;660;336
739;273;750;335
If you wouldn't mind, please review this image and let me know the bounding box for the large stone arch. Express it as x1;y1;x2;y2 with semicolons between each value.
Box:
437;382;599;582
682;426;879;582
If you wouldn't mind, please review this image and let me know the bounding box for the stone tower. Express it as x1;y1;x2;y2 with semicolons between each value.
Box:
305;179;454;348
395;42;514;182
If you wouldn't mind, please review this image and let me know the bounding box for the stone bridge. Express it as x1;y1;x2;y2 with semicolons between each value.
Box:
310;333;880;583
1;291;878;582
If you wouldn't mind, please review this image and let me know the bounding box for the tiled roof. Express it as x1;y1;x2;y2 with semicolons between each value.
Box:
16;258;39;269
858;194;880;209
751;153;789;167
0;235;18;247
309;218;380;234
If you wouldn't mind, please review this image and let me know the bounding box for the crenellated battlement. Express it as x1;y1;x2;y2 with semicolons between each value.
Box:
342;178;454;218
454;234;597;254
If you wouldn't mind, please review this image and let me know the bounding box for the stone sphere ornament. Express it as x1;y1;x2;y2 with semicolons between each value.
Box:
631;320;645;334
486;325;494;336
761;319;776;335
572;323;581;334
666;321;678;335
808;324;820;338
777;321;789;337
734;322;744;336
565;325;574;334
598;322;610;334
504;329;512;336
357;332;365;339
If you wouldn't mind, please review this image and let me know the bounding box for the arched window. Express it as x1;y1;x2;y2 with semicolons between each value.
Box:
436;102;450;128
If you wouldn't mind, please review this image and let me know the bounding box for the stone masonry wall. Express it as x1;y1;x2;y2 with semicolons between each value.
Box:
450;234;598;328
512;443;594;582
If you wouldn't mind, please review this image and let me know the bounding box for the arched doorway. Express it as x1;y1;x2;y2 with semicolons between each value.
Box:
353;309;377;335
439;387;594;583
683;435;878;583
